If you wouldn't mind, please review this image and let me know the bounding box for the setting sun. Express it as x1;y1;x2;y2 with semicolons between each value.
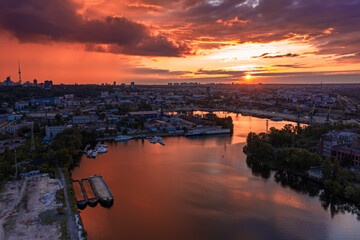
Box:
245;74;252;81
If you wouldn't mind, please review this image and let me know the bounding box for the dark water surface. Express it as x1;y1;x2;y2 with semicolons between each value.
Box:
71;113;360;240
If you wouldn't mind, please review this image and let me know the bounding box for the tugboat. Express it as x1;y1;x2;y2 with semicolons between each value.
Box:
97;146;108;153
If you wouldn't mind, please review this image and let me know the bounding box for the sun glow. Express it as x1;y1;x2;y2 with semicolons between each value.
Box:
245;74;252;81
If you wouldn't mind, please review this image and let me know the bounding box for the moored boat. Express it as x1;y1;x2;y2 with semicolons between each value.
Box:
72;180;87;209
89;175;114;207
81;178;98;207
115;135;133;142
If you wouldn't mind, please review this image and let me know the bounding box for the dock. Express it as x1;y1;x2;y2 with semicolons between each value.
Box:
72;180;87;209
89;175;114;207
81;179;98;207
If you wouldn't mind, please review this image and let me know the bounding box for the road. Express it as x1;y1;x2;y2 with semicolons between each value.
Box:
58;167;78;240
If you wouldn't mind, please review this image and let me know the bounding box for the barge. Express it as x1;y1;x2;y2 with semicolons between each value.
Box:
81;178;98;207
72;180;87;209
89;175;114;207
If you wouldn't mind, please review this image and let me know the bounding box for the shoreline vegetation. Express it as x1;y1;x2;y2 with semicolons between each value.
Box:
243;122;360;208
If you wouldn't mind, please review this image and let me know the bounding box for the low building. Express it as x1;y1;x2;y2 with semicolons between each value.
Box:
72;115;98;124
45;126;66;138
332;145;360;167
128;111;159;119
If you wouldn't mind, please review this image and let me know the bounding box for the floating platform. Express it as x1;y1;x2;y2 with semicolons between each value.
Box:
72;180;87;209
89;175;114;207
81;178;98;207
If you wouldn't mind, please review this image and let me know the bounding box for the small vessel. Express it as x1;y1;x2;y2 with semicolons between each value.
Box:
115;135;133;142
81;179;98;207
156;136;165;146
86;150;93;158
99;143;107;148
91;150;97;158
97;147;108;153
149;137;157;144
149;136;165;145
72;180;87;209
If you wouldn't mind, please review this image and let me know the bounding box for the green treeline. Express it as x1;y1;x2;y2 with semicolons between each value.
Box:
244;123;360;203
41;128;99;174
0;127;99;181
243;131;322;173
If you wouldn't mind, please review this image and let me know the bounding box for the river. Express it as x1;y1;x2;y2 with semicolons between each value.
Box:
71;112;360;240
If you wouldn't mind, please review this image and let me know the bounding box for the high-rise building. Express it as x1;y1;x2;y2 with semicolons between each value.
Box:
131;82;135;88
113;81;116;86
33;79;38;87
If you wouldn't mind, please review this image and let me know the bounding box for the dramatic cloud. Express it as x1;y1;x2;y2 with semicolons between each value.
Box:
253;53;300;59
132;67;191;75
0;0;190;57
1;0;359;84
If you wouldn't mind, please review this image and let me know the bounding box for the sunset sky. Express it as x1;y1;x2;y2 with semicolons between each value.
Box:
0;0;360;84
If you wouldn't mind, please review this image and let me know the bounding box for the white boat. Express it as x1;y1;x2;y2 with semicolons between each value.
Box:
97;147;108;153
99;144;107;148
87;150;93;158
149;137;157;144
149;136;165;145
92;150;97;158
185;127;230;136
115;135;133;142
157;137;165;146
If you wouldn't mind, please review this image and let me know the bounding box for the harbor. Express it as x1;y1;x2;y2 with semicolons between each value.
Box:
70;113;360;240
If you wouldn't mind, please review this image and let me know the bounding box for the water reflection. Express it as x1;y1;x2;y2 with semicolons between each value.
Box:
246;157;360;221
71;113;360;240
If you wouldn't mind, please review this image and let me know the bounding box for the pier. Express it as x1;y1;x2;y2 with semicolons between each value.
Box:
89;175;114;207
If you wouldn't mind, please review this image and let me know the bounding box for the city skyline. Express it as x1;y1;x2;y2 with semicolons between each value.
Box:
1;0;360;84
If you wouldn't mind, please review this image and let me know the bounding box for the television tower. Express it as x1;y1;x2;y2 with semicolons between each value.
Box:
18;61;22;84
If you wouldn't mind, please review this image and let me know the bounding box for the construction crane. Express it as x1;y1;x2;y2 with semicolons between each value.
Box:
326;106;332;123
309;104;315;122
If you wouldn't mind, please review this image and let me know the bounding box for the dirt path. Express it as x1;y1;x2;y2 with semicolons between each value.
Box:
58;168;78;240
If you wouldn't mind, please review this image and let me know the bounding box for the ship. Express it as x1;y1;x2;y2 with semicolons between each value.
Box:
81;178;98;207
149;136;165;145
115;135;133;142
185;127;231;136
72;180;87;209
89;175;114;207
97;146;108;153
